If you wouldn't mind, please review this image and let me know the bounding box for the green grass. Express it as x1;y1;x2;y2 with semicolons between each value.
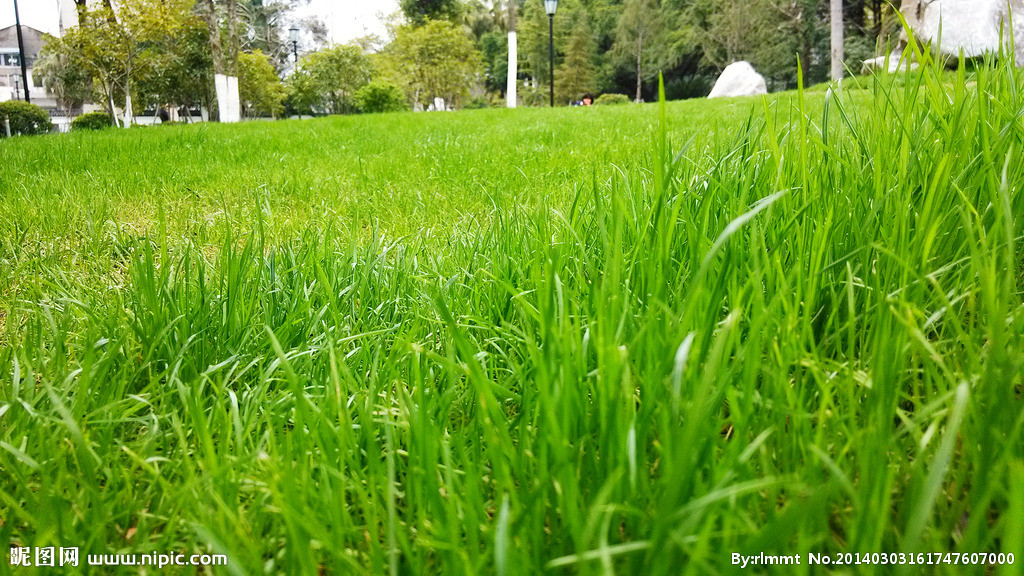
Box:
1;56;1022;575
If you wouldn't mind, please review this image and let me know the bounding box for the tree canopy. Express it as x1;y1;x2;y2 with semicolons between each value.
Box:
378;20;481;110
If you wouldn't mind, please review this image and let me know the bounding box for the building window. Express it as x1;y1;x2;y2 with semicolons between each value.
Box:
1;53;21;67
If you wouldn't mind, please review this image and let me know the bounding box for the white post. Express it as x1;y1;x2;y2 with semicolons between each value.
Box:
214;74;241;123
507;31;518;108
831;0;845;83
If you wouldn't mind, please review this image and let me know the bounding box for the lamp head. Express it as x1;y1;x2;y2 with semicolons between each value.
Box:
289;26;300;44
543;0;558;16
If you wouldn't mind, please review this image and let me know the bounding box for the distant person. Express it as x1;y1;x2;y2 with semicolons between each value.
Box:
580;93;593;106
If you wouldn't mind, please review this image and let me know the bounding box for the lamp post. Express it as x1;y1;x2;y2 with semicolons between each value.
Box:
543;0;557;107
13;0;30;103
289;26;300;70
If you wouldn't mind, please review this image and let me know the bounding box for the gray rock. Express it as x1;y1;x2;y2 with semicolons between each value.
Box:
708;61;768;99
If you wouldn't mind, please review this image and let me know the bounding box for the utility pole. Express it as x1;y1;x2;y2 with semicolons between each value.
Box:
548;13;554;107
830;0;844;83
13;0;31;103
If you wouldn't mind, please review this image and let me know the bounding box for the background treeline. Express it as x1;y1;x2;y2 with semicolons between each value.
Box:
36;0;906;122
484;0;904;102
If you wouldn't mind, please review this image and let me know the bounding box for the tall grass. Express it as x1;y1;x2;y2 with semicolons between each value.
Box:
1;54;1022;574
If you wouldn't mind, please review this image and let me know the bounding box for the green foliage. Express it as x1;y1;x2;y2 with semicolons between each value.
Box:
478;30;508;94
613;0;668;101
0;101;52;136
400;0;462;24
845;33;877;74
238;0;294;67
463;95;493;109
34;38;93;116
593;92;630;105
292;44;373;115
379;20;482;109
54;5;130;120
70;111;114;131
556;14;597;104
683;0;830;87
39;0;212;123
238;50;286;118
129;3;212;115
284;69;319;116
355;82;408;114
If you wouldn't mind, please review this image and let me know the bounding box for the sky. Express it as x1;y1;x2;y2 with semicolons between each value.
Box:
0;0;400;42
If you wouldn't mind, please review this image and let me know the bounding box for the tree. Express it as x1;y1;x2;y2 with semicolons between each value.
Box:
556;15;596;103
296;44;373;115
39;0;210;124
400;0;462;24
238;50;286;117
54;5;130;125
139;16;213;122
34;36;92;117
201;0;242;121
119;0;208;123
284;68;318;115
613;0;667;102
238;0;292;68
680;0;829;88
379;20;481;110
355;82;408;113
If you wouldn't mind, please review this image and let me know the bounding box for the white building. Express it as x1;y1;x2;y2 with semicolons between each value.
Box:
0;24;56;109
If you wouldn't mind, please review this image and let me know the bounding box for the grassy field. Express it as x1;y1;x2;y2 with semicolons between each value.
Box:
1;58;1023;575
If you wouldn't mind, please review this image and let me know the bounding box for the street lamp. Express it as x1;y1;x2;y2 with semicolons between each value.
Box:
289;26;300;68
13;0;30;103
543;0;557;107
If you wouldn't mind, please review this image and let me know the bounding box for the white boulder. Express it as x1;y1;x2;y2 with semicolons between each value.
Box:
861;53;919;74
708;61;768;99
901;0;1024;62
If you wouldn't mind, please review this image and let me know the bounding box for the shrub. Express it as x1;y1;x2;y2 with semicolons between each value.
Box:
463;96;492;110
0;101;52;136
594;93;630;105
71;111;113;131
355;82;408;114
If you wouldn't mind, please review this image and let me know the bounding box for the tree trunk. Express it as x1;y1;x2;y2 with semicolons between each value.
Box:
226;0;239;77
635;29;643;102
506;0;517;108
203;0;240;122
74;0;88;24
123;91;133;127
202;0;225;75
107;87;118;127
831;0;845;82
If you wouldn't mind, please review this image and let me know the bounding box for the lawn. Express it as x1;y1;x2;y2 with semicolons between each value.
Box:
1;61;1022;575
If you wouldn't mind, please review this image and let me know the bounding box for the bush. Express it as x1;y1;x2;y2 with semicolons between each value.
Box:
594;93;630;106
355;82;408;114
464;96;492;110
0;101;52;136
71;111;113;131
